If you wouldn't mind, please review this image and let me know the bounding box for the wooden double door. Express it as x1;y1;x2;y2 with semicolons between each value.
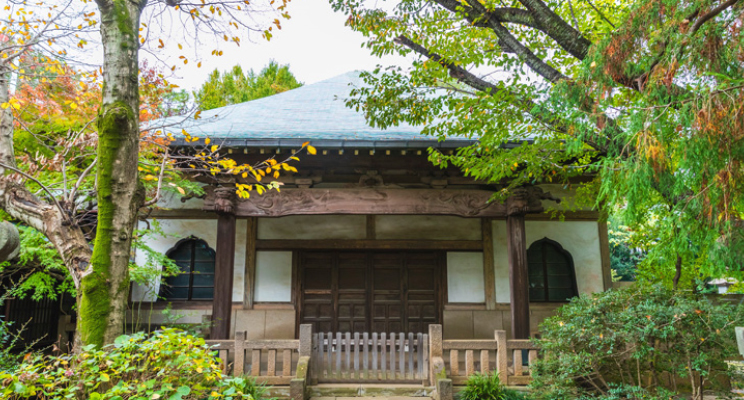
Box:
299;251;443;334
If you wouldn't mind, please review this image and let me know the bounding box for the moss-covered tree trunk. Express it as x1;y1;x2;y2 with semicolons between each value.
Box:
80;0;145;347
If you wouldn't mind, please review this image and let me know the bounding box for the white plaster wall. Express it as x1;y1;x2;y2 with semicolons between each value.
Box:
376;215;481;240
131;218;247;303
447;252;486;303
154;189;206;209
258;215;366;240
254;251;293;302
492;220;603;303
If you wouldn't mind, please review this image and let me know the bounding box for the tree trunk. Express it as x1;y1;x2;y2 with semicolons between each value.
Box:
80;0;144;347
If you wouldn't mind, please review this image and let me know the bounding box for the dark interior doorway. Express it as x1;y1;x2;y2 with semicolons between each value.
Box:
298;251;443;334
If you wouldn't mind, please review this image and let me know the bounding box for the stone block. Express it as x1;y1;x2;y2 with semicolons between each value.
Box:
264;310;295;339
443;311;473;339
473;310;502;339
235;310;266;340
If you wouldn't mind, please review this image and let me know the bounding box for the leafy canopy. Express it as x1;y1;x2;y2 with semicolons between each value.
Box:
331;0;744;286
195;60;303;110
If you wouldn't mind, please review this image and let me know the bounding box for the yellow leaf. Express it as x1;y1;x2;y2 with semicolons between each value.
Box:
302;141;309;147
307;145;317;155
177;187;185;195
144;175;155;181
273;171;280;179
242;172;248;178
11;102;20;110
69;102;78;109
204;138;211;145
210;145;218;152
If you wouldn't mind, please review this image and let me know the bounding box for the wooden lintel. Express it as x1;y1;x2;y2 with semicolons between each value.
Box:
524;210;599;221
204;188;512;218
255;239;482;251
144;208;216;219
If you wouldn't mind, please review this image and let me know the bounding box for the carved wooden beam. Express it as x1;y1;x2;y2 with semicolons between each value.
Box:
204;187;554;218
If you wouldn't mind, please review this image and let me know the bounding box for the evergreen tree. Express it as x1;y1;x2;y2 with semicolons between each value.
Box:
195;61;302;110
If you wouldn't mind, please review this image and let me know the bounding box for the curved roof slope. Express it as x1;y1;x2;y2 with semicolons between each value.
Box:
157;71;473;149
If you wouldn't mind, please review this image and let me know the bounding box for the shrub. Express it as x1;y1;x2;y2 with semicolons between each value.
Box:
458;372;509;400
531;285;744;400
0;328;265;400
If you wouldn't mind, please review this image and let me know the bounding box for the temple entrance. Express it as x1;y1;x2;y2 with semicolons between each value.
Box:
298;251;443;334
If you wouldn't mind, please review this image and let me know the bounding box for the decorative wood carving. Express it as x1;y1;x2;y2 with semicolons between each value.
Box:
205;185;560;218
213;186;236;215
204;188;508;217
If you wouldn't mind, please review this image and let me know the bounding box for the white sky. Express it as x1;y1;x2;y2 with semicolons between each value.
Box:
158;0;407;90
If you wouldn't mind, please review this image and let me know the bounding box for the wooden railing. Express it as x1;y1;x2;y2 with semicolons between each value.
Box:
440;330;539;386
311;331;429;383
205;332;301;385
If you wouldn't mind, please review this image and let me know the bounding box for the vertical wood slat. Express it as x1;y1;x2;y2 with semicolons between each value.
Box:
219;349;229;374
480;350;489;374
372;333;379;380
363;332;369;380
399;332;405;379
354;332;360;379
513;349;523;376
450;349;459;376
528;350;538;376
465;350;475;377
312;333;318;380
234;332;245;376
389;332;396;379
268;349;277;376
381;332;387;379
327;332;333;378
283;349;292;377
417;333;423;379
251;349;261;376
422;334;429;382
408;332;414;379
345;332;351;378
317;333;324;379
335;332;342;379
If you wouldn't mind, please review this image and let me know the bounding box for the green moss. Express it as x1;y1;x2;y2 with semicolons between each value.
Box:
78;101;135;348
111;0;134;50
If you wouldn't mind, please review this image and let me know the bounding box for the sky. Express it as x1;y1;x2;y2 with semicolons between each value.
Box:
158;0;408;90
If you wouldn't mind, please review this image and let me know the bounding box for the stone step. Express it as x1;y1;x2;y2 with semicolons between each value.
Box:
308;384;435;398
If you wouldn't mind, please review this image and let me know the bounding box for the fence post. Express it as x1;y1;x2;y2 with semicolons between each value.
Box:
437;378;453;400
299;324;312;357
495;330;507;384
234;331;246;376
429;324;445;387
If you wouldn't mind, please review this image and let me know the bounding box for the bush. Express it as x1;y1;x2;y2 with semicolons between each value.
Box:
0;328;265;400
458;372;513;400
531;285;744;400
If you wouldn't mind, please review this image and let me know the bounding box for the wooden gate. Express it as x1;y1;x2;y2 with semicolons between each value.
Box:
311;331;429;383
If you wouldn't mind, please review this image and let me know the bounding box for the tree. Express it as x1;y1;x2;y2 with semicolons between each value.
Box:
195;60;302;110
0;0;298;347
332;0;744;287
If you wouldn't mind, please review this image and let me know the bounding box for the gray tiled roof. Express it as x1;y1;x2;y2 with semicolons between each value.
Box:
154;71;476;149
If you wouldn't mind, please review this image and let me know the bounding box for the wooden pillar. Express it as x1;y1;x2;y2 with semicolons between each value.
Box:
243;217;257;309
212;188;236;339
506;192;530;340
482;218;496;310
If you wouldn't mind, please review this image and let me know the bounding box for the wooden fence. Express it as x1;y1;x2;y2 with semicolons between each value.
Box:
311;331;429;383
204;323;540;397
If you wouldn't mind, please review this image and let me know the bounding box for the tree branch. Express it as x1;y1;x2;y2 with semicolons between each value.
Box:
690;0;740;34
0;162;70;222
463;0;568;83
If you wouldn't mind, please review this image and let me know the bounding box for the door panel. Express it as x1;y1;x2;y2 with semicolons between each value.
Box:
299;251;441;335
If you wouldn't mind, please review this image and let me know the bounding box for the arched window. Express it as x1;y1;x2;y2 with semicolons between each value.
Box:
160;237;216;301
527;238;578;302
